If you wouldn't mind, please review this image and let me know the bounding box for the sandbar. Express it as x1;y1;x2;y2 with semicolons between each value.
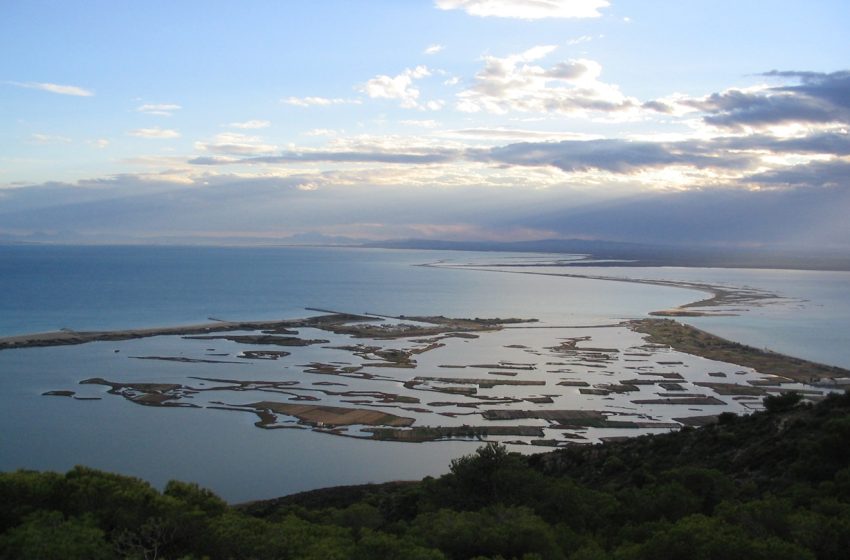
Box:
630;318;850;382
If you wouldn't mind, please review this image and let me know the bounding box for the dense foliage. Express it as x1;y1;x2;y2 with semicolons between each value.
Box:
3;391;850;559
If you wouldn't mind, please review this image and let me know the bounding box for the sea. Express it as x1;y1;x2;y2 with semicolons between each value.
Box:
1;244;848;502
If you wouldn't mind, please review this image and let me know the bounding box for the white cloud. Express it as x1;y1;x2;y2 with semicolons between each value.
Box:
128;127;181;139
9;81;94;96
265;132;471;161
229;120;271;129
401;119;440;128
362;66;439;110
435;0;609;20
29;133;72;144
282;96;361;107
194;132;277;155
136;103;182;116
304;128;342;137
567;35;594;45
446;127;601;141
424;44;445;55
89;139;110;149
122;155;200;169
424;100;446;111
456;46;638;116
444;77;461;86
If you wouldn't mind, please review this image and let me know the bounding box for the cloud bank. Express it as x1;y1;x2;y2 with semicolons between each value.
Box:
648;71;850;132
3;172;848;249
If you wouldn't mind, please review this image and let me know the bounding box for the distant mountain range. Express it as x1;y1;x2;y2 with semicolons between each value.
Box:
2;178;849;259
3;232;848;270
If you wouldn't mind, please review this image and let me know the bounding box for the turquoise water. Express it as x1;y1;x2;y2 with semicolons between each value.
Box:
1;245;847;502
0;245;693;334
473;262;850;369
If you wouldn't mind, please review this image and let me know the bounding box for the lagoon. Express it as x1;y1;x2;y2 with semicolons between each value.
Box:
0;245;848;502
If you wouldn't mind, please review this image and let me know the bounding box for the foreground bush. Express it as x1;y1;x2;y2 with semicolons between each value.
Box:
3;392;850;559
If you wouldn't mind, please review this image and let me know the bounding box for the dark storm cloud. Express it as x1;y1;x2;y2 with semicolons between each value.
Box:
187;129;849;181
766;70;850;111
691;131;850;156
4;166;850;249
475;132;850;172
667;70;850;130
472;139;756;172
189;139;760;174
745;159;850;188
641;100;674;113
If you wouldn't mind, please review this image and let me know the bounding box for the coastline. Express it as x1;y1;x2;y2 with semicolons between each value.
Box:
422;263;781;316
0;266;839;386
628;318;850;383
0;311;529;352
0;262;781;349
3;256;848;502
0;315;355;352
29;309;850;447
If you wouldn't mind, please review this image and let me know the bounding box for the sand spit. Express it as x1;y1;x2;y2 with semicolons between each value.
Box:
129;355;246;364
0;312;532;352
630;318;850;382
0;313;368;351
184;335;329;346
423;263;781;317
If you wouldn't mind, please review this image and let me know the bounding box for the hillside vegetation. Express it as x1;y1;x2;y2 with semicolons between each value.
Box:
3;391;850;559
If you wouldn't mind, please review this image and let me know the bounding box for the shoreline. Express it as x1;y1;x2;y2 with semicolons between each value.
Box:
628;318;850;383
0;317;343;352
421;263;781;316
0;311;525;352
6;267;848;497
49;313;848;445
0;257;822;348
3;267;842;389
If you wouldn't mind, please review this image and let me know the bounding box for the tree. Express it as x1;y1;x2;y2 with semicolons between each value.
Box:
439;443;528;509
0;511;112;560
763;392;802;413
617;514;813;560
412;506;565;560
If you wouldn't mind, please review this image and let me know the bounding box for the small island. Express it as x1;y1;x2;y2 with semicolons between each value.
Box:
26;309;848;446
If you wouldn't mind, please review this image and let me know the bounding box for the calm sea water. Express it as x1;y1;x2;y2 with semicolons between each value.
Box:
478;262;850;369
0;245;693;334
1;245;848;502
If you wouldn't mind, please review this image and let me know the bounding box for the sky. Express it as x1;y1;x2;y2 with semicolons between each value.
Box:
1;0;849;247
